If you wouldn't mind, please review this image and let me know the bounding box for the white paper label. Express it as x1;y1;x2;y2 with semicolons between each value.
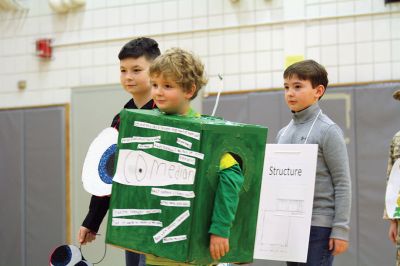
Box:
121;136;161;144
153;142;204;160
114;150;196;186
178;154;196;165
176;138;192;149
112;209;161;217
162;235;187;243
134;121;200;140
112;218;163;227
160;200;191;207
151;188;195;198
137;143;154;149
153;210;190;243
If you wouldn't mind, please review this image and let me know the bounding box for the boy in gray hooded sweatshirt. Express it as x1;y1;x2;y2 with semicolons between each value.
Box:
276;60;351;266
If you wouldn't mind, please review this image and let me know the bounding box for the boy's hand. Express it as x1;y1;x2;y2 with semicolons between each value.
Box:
209;234;229;260
328;238;348;256
389;220;398;244
78;226;97;245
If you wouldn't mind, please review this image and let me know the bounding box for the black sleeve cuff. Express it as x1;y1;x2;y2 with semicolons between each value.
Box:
82;195;110;232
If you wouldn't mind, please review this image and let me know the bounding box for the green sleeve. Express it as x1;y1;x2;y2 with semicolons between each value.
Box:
208;164;244;238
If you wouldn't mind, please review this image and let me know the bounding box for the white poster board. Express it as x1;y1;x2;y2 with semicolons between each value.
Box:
385;159;400;219
254;144;318;263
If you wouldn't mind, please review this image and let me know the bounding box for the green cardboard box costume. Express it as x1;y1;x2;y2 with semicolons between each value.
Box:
106;109;268;264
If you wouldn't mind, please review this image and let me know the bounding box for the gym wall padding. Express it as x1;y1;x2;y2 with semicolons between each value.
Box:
0;110;24;266
203;83;400;266
0;106;66;266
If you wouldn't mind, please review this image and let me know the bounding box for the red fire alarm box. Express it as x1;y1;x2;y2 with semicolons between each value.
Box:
36;39;52;59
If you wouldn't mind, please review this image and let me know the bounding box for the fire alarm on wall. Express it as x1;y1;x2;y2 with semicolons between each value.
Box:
36;39;52;59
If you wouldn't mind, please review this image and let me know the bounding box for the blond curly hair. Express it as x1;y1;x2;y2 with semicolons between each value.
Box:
149;47;208;100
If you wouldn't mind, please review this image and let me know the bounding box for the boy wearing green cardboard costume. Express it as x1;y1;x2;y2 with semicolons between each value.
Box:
107;47;267;265
146;47;244;265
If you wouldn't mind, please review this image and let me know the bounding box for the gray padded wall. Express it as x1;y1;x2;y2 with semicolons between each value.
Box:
0;110;24;266
0;106;66;266
248;91;289;144
203;83;400;266
25;108;66;266
211;94;249;123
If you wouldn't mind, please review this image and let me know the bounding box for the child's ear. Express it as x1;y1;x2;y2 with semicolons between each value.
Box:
185;84;196;99
315;85;325;98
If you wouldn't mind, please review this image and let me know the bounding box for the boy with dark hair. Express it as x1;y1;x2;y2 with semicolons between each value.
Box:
118;37;160;61
78;37;161;266
277;60;351;266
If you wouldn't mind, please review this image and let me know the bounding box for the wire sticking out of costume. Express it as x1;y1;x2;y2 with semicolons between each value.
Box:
211;73;224;117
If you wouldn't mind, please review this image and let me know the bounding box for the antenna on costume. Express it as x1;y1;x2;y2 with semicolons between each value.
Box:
211;73;224;117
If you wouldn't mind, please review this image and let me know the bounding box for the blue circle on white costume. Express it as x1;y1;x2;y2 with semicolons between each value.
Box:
51;245;72;265
98;144;117;184
50;245;82;266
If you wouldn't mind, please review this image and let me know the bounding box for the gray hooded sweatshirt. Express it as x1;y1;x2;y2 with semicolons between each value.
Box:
276;102;351;241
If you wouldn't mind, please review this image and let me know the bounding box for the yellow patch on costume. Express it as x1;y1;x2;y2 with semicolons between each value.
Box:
219;153;238;170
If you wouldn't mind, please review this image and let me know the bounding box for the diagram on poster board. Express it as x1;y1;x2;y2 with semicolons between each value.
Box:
254;144;318;263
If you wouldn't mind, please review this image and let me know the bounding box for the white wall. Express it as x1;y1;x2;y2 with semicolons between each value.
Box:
1;0;398;109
